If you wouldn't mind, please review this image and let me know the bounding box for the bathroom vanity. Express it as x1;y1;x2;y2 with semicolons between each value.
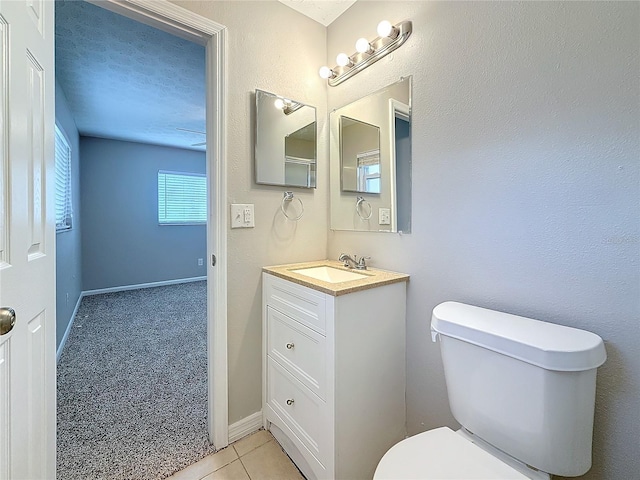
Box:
262;261;409;480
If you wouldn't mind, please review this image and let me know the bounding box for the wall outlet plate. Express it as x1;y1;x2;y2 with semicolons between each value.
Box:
379;208;391;225
231;204;255;228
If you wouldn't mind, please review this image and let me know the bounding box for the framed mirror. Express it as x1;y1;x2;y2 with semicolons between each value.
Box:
255;89;317;188
330;77;412;233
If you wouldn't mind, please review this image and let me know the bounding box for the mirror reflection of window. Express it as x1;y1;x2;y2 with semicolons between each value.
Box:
356;150;381;193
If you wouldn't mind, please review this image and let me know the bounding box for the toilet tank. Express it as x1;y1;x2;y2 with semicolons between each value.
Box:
431;302;606;477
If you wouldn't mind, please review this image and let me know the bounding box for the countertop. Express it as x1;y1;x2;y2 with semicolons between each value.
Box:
262;260;409;297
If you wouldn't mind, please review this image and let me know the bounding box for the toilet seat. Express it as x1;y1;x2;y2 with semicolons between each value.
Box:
373;427;533;480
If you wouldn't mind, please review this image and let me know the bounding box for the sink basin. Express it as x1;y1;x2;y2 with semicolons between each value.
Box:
290;266;368;283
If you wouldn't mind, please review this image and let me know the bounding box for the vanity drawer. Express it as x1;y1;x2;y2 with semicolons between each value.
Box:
267;357;328;466
264;273;326;334
267;306;326;400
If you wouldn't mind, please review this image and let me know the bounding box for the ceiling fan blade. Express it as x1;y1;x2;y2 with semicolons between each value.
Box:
191;142;207;146
177;127;206;135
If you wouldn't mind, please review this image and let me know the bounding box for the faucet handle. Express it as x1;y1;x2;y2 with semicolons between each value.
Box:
356;255;371;270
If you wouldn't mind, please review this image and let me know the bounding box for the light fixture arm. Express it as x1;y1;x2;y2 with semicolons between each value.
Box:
325;20;412;87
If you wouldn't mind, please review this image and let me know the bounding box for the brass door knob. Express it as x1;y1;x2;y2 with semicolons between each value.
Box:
0;308;16;335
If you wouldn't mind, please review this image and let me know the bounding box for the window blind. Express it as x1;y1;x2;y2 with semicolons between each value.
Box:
54;125;72;232
158;170;207;225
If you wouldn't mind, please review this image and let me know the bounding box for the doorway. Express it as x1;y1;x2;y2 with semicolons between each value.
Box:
54;0;228;471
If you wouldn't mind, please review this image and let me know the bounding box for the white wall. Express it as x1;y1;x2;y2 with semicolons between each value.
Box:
172;0;329;425
327;2;639;479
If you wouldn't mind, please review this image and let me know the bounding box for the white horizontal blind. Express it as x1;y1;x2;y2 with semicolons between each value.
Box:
55;125;73;232
158;170;206;225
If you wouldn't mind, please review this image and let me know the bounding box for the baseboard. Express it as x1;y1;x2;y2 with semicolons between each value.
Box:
228;411;263;444
56;293;84;363
82;276;207;296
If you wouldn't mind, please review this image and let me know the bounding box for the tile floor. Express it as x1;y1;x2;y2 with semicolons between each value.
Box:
167;430;305;480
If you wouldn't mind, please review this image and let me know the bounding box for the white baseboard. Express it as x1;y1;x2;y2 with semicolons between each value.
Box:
56;293;84;363
82;276;207;296
228;411;263;444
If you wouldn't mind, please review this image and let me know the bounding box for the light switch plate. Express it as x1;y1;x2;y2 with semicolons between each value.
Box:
231;204;255;228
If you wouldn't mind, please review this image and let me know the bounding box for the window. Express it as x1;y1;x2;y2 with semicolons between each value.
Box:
357;149;381;193
55;125;73;232
158;170;206;225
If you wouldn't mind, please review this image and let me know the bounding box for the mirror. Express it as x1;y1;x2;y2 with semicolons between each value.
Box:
330;77;412;233
255;89;317;188
340;117;381;194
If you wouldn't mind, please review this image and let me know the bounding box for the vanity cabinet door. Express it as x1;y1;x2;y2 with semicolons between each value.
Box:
267;306;327;400
267;357;329;467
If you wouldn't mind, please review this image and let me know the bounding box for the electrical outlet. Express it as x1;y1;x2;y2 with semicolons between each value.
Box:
379;208;391;225
66;293;69;306
231;204;255;228
198;258;203;266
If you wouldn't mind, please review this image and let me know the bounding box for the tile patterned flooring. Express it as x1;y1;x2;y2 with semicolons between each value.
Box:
167;430;305;480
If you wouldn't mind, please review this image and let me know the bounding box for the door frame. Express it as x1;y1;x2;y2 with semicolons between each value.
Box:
85;0;229;448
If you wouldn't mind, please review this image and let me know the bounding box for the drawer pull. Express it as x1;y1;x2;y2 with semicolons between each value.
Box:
286;398;295;406
286;342;295;350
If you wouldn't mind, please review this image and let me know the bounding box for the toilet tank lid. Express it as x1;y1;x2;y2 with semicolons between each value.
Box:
431;302;606;371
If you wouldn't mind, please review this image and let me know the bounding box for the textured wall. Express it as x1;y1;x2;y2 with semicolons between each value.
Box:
80;137;206;290
171;1;329;424
55;82;83;349
327;2;639;479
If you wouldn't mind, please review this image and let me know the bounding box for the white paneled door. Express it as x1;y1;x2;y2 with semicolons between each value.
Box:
0;0;56;479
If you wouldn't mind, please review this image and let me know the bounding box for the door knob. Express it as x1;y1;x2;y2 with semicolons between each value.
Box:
0;308;16;335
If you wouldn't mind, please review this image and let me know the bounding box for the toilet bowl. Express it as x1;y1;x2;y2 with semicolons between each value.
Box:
374;301;606;479
374;427;547;480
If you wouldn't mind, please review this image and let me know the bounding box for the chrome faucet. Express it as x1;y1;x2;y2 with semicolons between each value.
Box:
339;253;370;270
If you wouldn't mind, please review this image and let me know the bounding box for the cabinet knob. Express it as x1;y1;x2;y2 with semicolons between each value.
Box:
286;398;295;406
286;342;295;350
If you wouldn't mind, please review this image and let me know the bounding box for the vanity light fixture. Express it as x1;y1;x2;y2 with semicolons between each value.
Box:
319;19;412;87
319;65;336;80
355;38;374;54
274;96;303;115
336;53;353;67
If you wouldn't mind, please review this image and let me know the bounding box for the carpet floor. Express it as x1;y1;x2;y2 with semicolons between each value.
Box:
57;281;215;480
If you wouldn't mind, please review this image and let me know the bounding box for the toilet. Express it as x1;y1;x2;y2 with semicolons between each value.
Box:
374;301;607;479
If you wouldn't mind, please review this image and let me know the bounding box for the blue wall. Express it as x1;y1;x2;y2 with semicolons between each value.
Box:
80;137;206;290
55;82;83;349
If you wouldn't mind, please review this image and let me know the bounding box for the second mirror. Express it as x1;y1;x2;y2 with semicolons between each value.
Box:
255;89;317;189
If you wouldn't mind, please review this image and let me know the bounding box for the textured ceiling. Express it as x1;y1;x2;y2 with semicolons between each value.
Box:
55;0;206;151
278;0;357;26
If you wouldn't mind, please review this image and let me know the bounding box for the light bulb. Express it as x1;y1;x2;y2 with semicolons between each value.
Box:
355;37;373;54
319;66;333;79
336;53;352;67
377;20;397;38
274;98;285;110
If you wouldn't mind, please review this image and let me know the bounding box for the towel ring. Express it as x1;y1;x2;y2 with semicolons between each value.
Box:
356;196;372;220
281;191;304;221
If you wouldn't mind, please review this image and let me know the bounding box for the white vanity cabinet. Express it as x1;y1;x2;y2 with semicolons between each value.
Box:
262;266;408;480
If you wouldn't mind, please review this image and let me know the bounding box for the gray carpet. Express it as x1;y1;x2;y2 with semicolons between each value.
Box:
57;281;216;480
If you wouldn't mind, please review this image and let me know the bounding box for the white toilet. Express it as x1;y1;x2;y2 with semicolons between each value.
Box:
374;301;607;479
